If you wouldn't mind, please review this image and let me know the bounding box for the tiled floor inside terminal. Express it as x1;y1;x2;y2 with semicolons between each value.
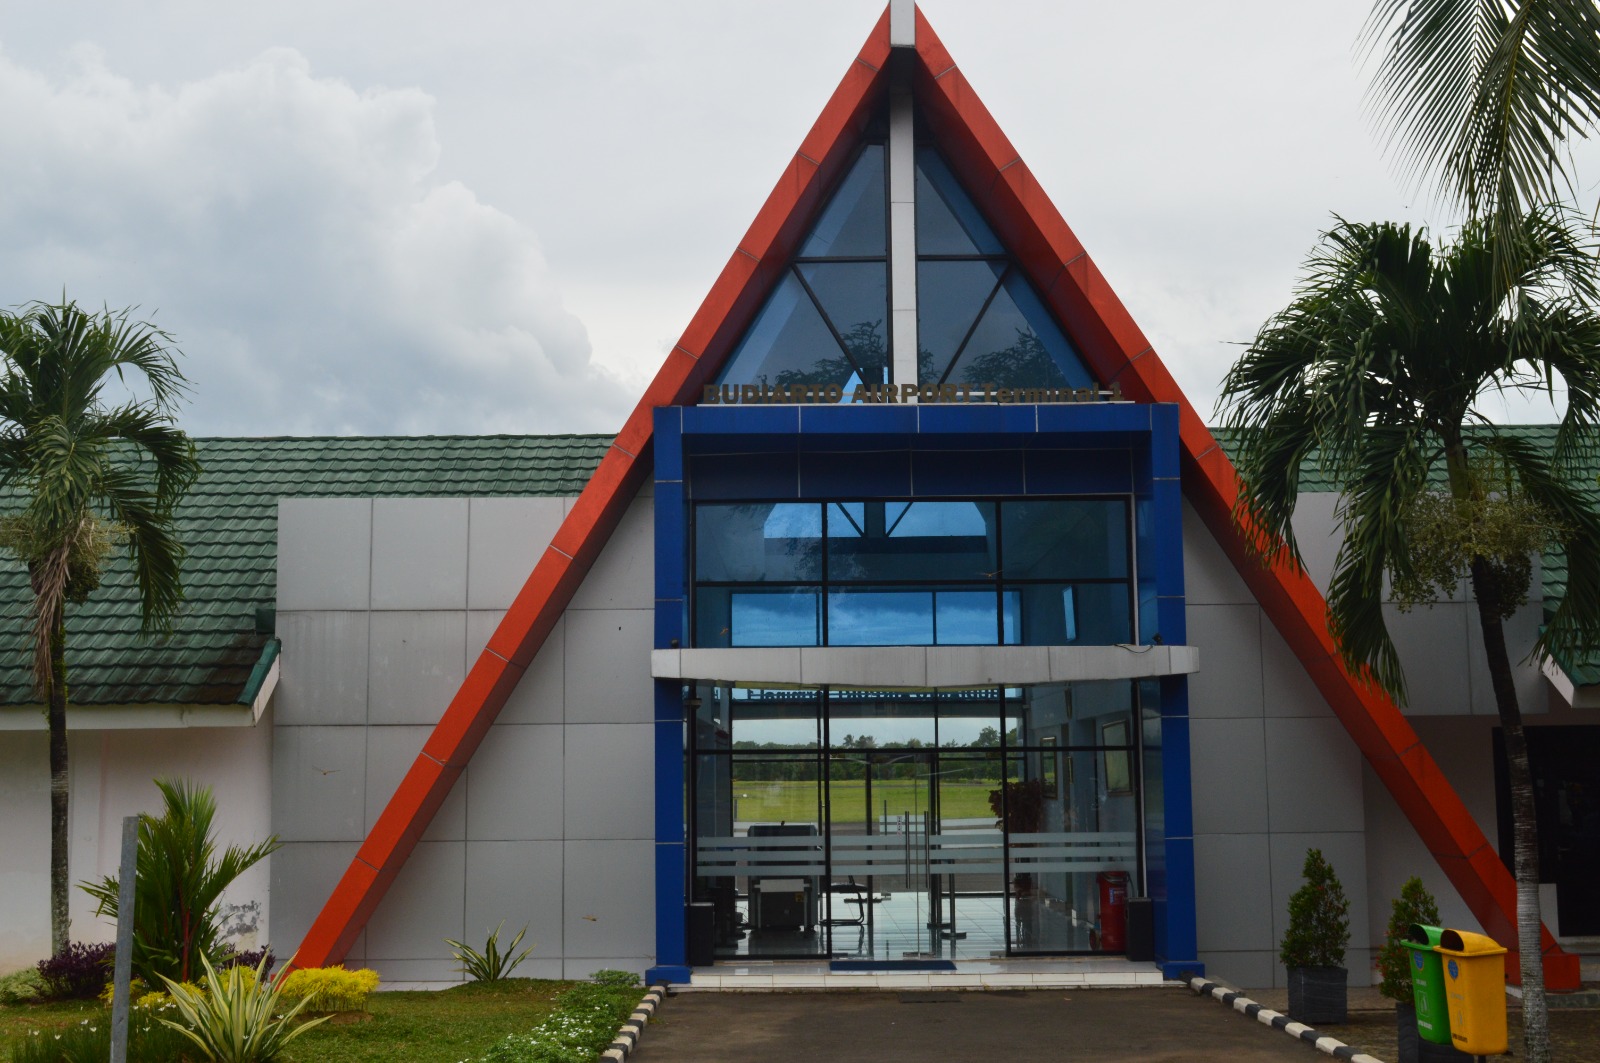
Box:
680;956;1170;990
719;889;1100;962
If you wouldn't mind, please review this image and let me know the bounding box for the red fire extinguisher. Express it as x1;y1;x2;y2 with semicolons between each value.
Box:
1098;871;1129;953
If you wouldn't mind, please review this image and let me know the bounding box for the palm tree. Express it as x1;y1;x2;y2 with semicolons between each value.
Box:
1364;1;1600;254
1217;209;1600;1063
0;299;200;958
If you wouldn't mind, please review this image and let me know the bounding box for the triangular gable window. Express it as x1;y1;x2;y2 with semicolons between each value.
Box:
715;143;1093;397
915;149;1092;389
717;145;889;394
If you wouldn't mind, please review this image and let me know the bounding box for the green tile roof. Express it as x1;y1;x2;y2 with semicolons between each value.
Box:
1212;423;1600;686
0;435;613;707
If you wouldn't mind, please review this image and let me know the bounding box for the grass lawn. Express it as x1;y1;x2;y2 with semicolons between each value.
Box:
733;779;999;825
1;979;574;1063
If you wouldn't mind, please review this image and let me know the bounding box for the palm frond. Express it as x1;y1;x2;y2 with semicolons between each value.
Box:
1220;205;1600;704
1364;0;1600;222
1486;434;1600;664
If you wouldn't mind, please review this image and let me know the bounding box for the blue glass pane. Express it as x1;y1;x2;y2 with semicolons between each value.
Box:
796;261;888;383
827;501;996;582
696;587;820;647
915;148;1003;255
828;588;934;645
696;503;823;582
799;145;887;258
935;590;1000;644
916;260;1004;384
945;272;1093;390
716;272;858;393
1001;500;1129;580
1003;583;1131;646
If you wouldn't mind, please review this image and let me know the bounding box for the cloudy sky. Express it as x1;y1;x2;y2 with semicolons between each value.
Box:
0;1;1587;437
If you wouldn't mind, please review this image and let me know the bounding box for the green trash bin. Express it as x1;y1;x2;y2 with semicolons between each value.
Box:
1402;923;1451;1045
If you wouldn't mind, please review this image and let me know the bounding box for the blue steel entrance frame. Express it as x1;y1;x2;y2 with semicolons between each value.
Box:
648;401;1201;982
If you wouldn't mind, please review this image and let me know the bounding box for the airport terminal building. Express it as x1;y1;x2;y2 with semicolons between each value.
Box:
1;4;1594;990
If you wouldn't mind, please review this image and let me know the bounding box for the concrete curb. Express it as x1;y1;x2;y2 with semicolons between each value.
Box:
600;984;667;1062
1188;978;1386;1063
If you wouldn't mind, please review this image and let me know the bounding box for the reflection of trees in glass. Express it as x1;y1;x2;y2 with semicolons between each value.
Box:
957;329;1068;388
770;319;885;390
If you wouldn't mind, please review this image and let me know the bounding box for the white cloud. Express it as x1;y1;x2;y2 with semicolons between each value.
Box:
0;44;628;436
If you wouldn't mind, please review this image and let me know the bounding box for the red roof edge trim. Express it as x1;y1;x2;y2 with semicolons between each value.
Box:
912;7;1575;988
291;9;892;971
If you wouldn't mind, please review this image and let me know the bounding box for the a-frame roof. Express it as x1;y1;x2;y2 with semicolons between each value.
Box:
293;5;1577;986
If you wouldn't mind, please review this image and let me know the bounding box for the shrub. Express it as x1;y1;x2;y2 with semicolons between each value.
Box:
0;967;45;1004
80;778;279;986
159;951;327;1063
220;946;276;979
1377;877;1442;1002
276;965;381;1012
35;942;114;1000
1279;848;1350;969
446;923;536;981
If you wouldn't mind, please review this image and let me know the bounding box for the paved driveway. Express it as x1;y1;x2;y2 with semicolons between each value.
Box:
630;988;1351;1063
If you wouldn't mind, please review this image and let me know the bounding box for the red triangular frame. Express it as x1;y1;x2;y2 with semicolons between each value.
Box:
294;4;1576;988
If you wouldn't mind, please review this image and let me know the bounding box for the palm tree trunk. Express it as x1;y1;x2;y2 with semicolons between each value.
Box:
1469;557;1550;1063
47;612;69;958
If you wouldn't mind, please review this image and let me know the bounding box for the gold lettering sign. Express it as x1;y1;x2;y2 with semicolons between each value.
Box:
698;380;1126;405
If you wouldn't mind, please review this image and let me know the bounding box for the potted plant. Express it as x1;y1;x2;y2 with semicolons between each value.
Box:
989;779;1048;893
1377;877;1441;1063
1280;848;1350;1024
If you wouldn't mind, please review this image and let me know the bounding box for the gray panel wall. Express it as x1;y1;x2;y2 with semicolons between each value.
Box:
273;491;657;982
1187;492;1548;989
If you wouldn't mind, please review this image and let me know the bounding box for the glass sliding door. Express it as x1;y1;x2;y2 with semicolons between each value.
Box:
691;686;826;960
686;681;1149;962
825;749;936;959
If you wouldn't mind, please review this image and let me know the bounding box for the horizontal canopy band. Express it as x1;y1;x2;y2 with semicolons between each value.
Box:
652;644;1198;688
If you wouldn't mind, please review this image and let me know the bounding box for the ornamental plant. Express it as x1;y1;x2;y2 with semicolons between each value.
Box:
1377;877;1441;1002
446;922;536;982
81;778;279;986
1279;848;1350;970
158;951;328;1063
276;965;381;1012
34;941;114;1000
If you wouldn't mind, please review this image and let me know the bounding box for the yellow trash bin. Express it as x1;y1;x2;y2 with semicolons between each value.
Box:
1435;929;1508;1056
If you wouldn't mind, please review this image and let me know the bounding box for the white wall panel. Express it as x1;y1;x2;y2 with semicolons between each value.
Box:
371;499;469;610
468;498;565;610
278;499;371;610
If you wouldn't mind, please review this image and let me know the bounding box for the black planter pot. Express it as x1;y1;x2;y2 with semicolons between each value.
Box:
1396;1001;1420;1063
1286;965;1347;1025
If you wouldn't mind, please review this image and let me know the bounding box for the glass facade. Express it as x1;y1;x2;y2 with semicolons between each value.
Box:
688;681;1151;960
715;143;1097;397
657;78;1197;974
693;498;1132;648
915;150;1093;391
716;146;890;396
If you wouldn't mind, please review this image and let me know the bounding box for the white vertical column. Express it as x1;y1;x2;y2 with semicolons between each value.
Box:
888;0;918;393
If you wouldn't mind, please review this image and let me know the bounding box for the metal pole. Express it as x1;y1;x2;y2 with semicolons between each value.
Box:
109;815;138;1063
